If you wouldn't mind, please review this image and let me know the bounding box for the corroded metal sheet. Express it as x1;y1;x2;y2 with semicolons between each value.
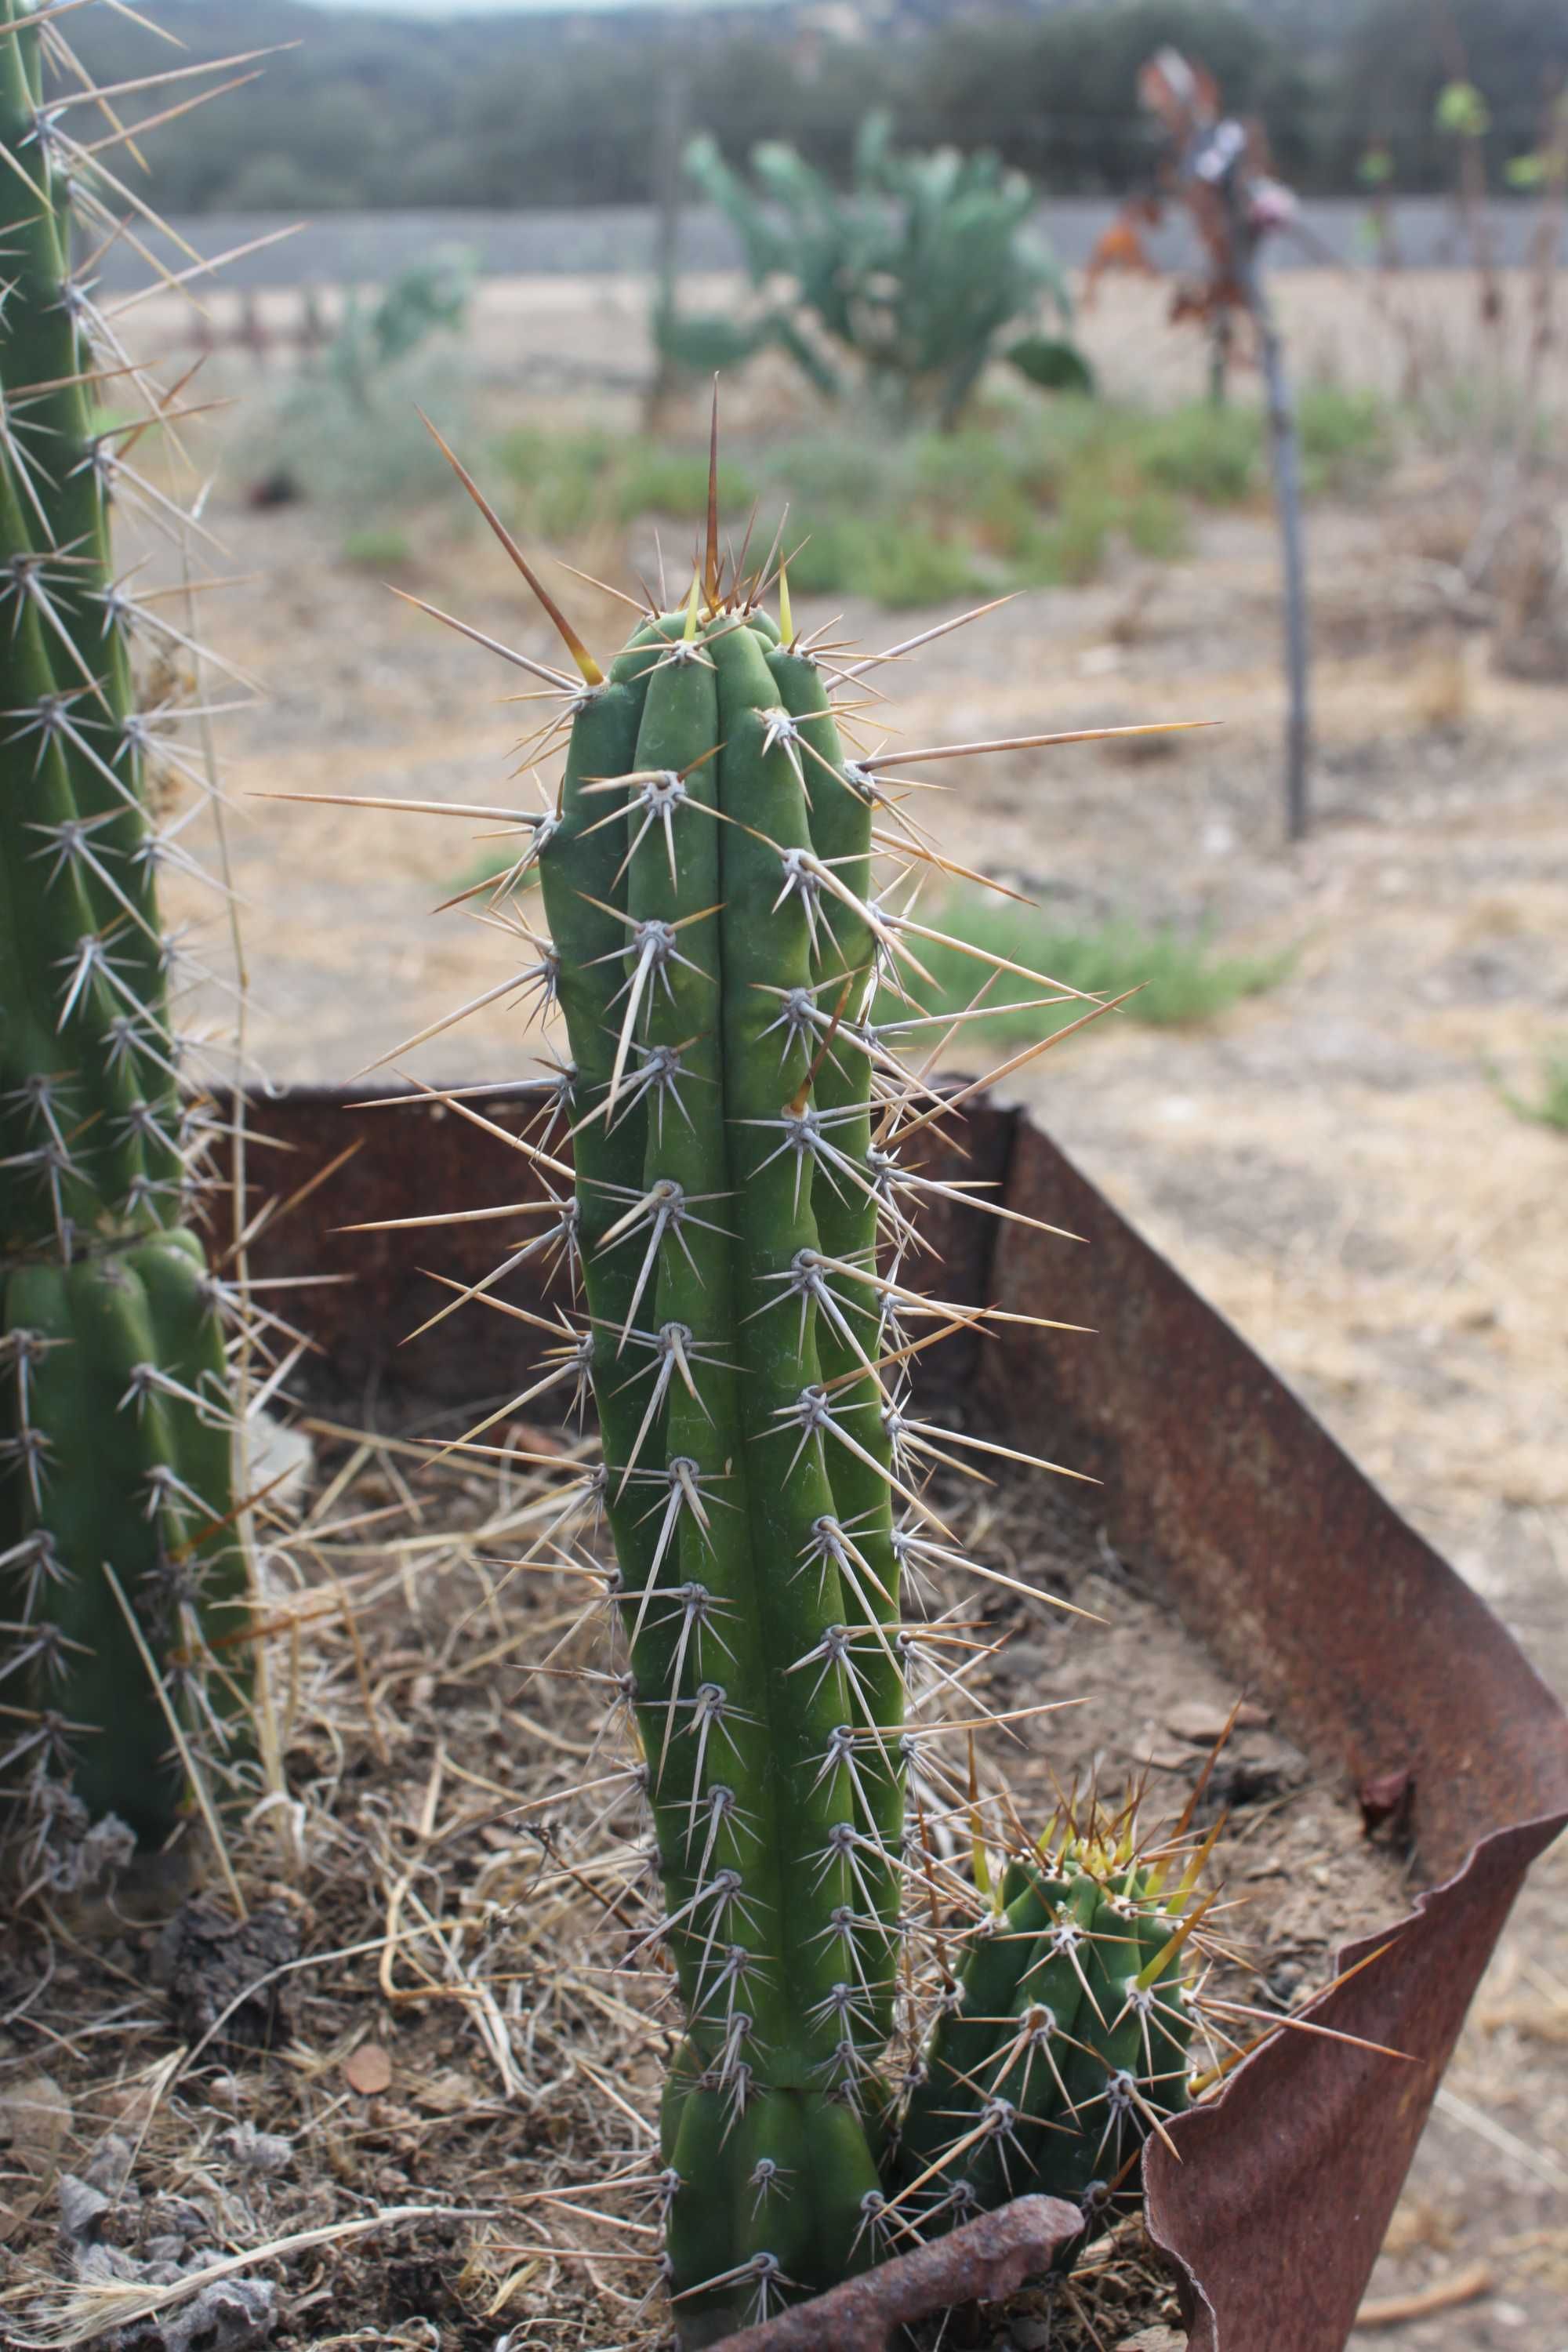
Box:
979;1114;1568;2352
222;1084;569;1411
221;1082;1011;1410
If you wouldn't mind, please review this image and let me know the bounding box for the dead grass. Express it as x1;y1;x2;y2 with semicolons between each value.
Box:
0;1424;1419;2351
0;1425;667;2349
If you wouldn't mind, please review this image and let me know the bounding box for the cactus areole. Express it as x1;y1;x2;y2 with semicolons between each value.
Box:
0;0;252;1861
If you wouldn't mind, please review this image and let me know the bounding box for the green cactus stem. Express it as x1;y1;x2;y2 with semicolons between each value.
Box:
317;412;1210;2338
1;0;255;1862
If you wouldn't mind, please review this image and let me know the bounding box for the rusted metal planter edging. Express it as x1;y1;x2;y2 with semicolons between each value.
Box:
231;1084;1568;2352
975;1106;1568;2352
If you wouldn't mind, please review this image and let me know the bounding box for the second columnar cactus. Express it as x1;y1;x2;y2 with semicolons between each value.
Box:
308;417;1212;2338
0;2;256;1863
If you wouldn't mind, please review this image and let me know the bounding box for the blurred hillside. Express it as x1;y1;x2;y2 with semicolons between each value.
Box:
70;0;1564;212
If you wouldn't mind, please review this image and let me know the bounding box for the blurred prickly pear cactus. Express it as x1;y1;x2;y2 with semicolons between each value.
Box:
660;111;1091;428
326;248;475;414
312;408;1214;2337
0;1;254;1863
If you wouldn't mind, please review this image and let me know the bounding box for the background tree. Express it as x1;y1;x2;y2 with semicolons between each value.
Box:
1325;0;1564;198
59;0;1568;216
906;2;1315;194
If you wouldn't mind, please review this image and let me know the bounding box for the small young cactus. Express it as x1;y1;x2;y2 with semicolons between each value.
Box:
896;1831;1199;2228
0;2;255;1860
320;416;1209;2337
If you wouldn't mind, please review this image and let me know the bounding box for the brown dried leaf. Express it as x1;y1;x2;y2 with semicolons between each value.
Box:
343;2042;393;2096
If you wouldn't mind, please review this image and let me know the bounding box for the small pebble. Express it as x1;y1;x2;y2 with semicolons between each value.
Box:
80;2133;134;2197
216;2120;294;2174
56;2175;111;2244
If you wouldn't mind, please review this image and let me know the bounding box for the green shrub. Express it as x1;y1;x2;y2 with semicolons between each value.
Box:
1125;485;1189;558
613;441;756;523
340;524;412;570
1298;385;1396;494
1122;388;1394;506
907;430;1042;559
255;350;475;515
898;891;1292;1044
778;514;981;605
775;510;860;594
854;521;984;607
1501;1044;1568;1133
1011;390;1109;484
248;252;475;517
1135;404;1262;502
475;390;1392;612
756;428;905;516
492;426;612;539
492;430;757;539
1014;485;1112;585
909;429;1024;515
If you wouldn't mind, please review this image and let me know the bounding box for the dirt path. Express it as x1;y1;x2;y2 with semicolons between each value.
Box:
145;299;1568;2342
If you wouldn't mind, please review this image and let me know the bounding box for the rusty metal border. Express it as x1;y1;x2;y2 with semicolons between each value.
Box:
218;1083;1011;1417
226;1085;1568;2352
972;1109;1568;2352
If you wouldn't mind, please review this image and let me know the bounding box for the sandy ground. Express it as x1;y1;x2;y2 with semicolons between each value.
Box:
134;269;1568;2343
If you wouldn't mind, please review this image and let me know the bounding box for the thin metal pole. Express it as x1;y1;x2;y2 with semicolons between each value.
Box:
1234;207;1311;841
644;41;689;430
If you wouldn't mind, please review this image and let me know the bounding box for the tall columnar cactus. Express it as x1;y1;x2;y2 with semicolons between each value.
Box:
313;420;1210;2338
0;2;254;1862
542;576;911;2328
